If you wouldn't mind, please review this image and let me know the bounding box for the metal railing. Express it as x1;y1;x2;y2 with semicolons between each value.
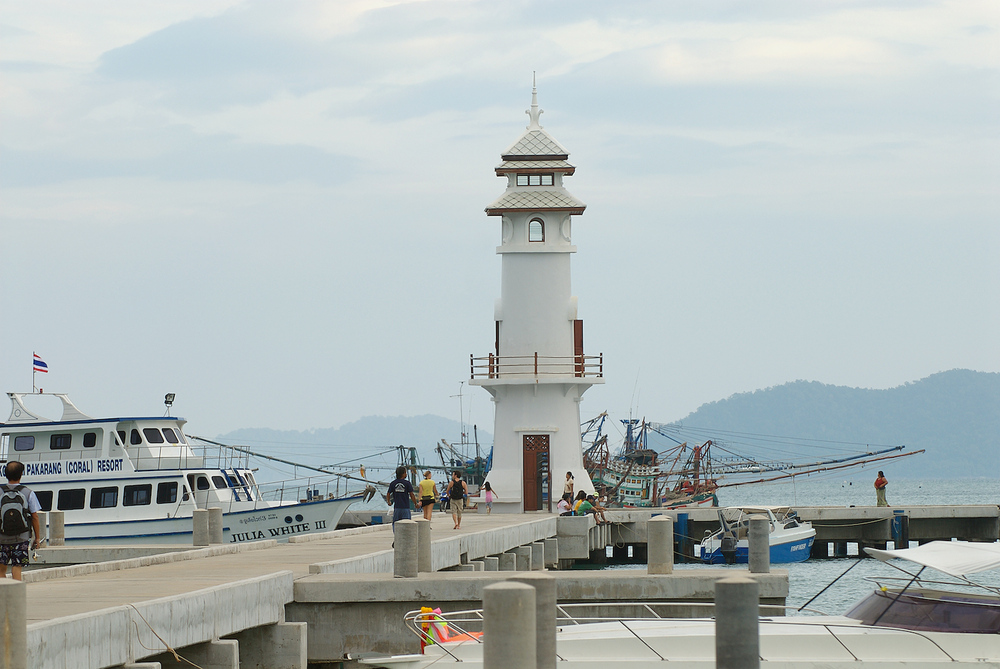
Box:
470;352;603;379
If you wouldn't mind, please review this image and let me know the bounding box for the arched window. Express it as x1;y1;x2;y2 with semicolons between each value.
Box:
528;218;544;242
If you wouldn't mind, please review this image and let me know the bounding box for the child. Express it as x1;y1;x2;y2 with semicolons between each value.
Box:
483;482;498;514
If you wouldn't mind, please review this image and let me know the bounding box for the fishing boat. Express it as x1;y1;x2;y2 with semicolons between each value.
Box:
0;392;370;545
362;541;1000;667
583;415;718;509
697;505;816;564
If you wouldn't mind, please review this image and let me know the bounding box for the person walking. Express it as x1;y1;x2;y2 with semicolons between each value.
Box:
0;461;42;581
874;471;889;507
418;470;438;521
386;466;419;528
445;471;468;529
483;481;498;514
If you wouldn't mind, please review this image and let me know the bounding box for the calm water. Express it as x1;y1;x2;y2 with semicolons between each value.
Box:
606;477;1000;615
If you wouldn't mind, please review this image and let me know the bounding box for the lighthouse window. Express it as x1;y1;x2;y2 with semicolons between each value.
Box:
143;428;165;444
516;174;554;186
57;488;86;510
123;484;152;506
529;219;544;242
91;486;118;509
13;436;34;451
83;432;97;448
50;434;72;450
157;482;178;504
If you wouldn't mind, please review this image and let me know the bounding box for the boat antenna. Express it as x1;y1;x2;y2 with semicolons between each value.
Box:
451;382;467;447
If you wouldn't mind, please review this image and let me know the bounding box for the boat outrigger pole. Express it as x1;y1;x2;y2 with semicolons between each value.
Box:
190;436;382;494
715;448;925;488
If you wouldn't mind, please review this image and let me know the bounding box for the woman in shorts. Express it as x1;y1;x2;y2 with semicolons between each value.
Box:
418;470;438;521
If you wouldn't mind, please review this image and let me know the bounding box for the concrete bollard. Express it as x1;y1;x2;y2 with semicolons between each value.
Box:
208;507;223;544
49;510;65;546
499;552;517;571
192;509;209;546
511;572;556;669
394;520;419;578
715;576;760;669
484;556;500;571
543;538;559;567
648;515;674;574
748;515;770;574
416;519;432;572
484;582;536;669
514;546;532;571
471;560;485;571
531;541;546;570
0;579;27;668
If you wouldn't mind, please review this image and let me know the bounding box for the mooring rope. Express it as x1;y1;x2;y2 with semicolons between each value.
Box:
128;604;205;669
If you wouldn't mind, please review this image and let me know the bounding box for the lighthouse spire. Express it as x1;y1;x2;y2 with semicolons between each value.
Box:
526;71;543;130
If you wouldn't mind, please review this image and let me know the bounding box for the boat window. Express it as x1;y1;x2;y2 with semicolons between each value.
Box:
57;489;86;510
83;432;97;448
123;484;152;506
13;436;34;451
197;476;210;491
245;473;256;486
143;428;164;444
34;490;52;511
157;482;178;504
130;429;142;445
528;218;544;242
162;428;179;444
212;476;228;489
116;431;126;446
50;434;72;450
845;590;1000;634
91;487;118;509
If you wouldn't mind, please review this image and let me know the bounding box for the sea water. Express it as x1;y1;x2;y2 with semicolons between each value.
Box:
605;476;1000;615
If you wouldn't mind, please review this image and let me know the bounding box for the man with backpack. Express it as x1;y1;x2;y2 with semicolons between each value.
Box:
0;461;42;581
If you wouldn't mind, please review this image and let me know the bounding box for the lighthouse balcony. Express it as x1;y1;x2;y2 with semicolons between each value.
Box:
469;352;603;382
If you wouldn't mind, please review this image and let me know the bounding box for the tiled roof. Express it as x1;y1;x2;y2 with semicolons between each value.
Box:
485;189;586;214
502;129;569;159
496;159;575;172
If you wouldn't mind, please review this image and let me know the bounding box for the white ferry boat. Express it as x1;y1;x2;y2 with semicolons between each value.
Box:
0;392;365;545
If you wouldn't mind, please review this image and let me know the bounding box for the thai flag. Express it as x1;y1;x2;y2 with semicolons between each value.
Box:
33;353;48;373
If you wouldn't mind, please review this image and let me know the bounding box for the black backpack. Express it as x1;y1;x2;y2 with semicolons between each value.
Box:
0;485;30;536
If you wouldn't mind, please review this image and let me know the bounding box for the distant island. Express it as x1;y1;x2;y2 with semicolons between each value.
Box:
220;369;998;480
669;369;999;479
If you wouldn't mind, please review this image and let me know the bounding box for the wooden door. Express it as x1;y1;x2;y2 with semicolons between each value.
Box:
522;434;550;511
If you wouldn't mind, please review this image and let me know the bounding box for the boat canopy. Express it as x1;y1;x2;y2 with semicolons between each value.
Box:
866;540;1000;578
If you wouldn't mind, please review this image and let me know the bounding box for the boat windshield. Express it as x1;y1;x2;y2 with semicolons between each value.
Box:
844;588;1000;634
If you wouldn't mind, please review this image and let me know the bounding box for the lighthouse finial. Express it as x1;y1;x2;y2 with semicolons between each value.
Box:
526;71;543;130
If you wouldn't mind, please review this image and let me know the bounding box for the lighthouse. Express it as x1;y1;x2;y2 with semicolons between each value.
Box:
470;84;603;513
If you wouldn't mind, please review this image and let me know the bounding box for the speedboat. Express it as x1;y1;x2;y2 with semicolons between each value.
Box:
360;541;1000;667
0;392;369;545
698;505;815;564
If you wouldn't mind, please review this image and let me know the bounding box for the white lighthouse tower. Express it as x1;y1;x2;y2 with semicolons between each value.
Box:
470;84;603;513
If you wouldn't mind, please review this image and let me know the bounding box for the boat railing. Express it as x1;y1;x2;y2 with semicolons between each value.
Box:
404;603;959;663
470;353;603;380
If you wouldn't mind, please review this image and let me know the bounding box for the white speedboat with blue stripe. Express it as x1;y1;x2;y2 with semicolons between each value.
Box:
697;505;815;564
0;392;367;546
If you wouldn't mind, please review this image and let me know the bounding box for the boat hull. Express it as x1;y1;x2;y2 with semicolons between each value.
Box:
699;534;814;564
61;495;363;546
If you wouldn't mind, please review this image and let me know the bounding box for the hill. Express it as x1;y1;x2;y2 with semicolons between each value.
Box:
216;415;491;482
668;369;999;478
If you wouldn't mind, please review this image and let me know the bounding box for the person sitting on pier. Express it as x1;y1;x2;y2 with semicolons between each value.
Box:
557;492;573;515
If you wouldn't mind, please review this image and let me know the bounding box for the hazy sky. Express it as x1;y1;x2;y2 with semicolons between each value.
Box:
2;0;997;442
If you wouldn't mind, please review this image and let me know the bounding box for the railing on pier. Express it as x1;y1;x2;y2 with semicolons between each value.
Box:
470;352;603;380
